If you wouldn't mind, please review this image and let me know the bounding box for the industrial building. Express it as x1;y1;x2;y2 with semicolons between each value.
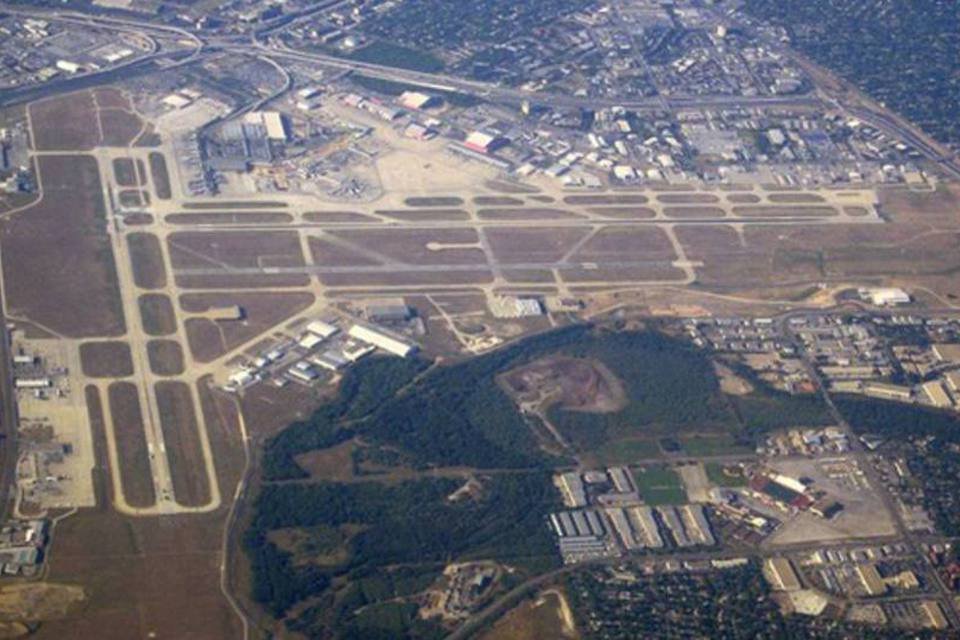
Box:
348;324;418;358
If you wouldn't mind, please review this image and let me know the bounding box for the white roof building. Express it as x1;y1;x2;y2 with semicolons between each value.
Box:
348;324;417;358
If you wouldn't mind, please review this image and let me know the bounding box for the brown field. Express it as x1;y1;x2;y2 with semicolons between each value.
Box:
675;225;772;285
403;196;463;207
318;270;494;287
112;158;138;186
34;382;243;640
168;230;304;270
663;206;727;218
117;190;143;208
98;109;142;147
478;208;584;220
563;264;686;282
501;356;627;414
586;207;657;219
486;227;589;263
1;155;125;337
376;209;471;221
155;381;210;507
92;87;129;110
479;591;578;640
474;196;523;206
564;194;648;205
303;211;379;223
147;340;185;376
138;294;177;336
127;232;167;289
79;342;133;378
308;236;383;266
174;273;311;289
768;192;826;203
571;226;677;262
657;193;719;204
732;206;837;217
325;228;485;265
148;152;171;200
182;201;287;210
727;193;761;203
165;212;293;224
124;213;154;226
28;92;100;151
182;291;314;362
485;179;539;194
528;195;555;203
133;125;162;147
502;269;557;283
107;382;155;508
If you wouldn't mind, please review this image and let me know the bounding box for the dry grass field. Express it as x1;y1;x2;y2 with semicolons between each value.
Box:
106;382;155;508
1;155;125;337
79;342;133;378
155;381;209;507
147;340;185;376
127;233;167;289
138;294;177;336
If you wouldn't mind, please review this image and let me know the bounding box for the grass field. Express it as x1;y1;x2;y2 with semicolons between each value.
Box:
148;152;171;200
633;465;687;506
678;434;754;456
127;233;167;289
587;438;661;466
1;155;125;337
138;294;177;336
107;382;155;508
155;381;210;507
147;340;185;376
79;341;133;378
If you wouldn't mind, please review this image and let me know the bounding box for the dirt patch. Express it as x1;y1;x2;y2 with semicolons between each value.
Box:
479;590;578;640
127;232;166;289
165;212;293;224
501;355;627;414
112;158;138;187
403;196;463;207
147;340;185;376
294;438;359;482
713;361;754;396
28;92;100;151
107;382;155;508
98;109;142;147
79;341;133;378
0;583;84;623
1;155;125;337
181;291;314;363
138;294;176;336
147;152;171;200
155;381;210;507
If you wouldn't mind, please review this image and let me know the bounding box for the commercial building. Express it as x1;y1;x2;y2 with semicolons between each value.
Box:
921;380;954;408
397;91;439;110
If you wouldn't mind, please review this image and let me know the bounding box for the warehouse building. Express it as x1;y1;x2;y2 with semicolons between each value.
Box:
348;324;418;358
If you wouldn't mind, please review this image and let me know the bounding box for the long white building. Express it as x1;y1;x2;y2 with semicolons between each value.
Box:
348;324;417;358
